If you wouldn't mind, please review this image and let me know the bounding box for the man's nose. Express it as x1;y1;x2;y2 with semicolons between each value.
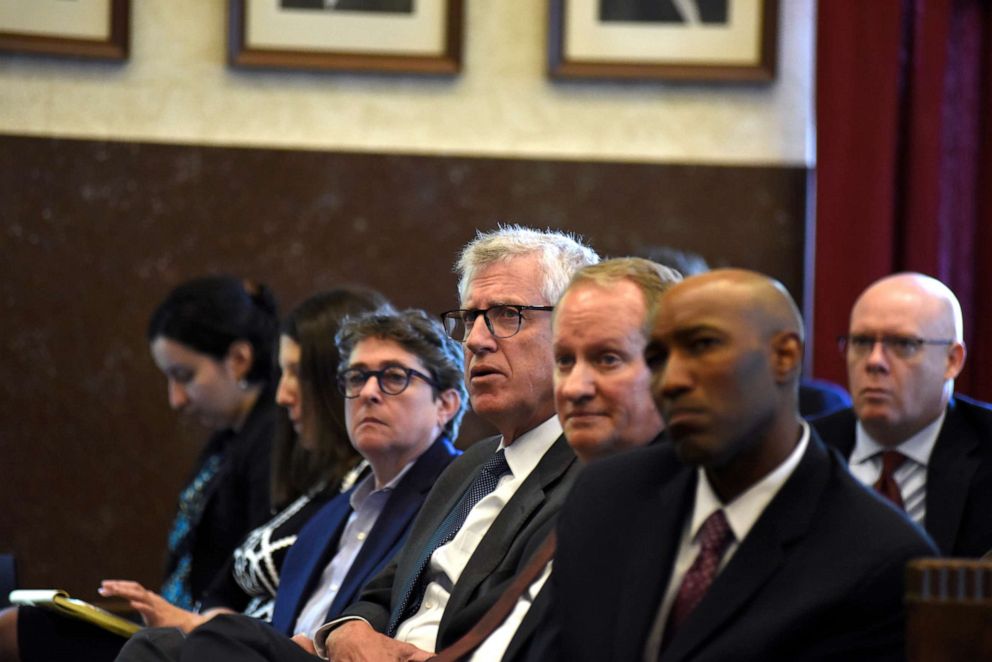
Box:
560;362;595;401
464;316;497;354
656;354;691;402
864;339;891;373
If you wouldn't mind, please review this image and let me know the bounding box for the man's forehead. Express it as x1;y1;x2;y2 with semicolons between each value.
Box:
463;256;546;305
656;282;736;331
851;288;942;328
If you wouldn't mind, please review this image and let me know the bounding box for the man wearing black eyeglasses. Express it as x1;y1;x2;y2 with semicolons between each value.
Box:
813;272;992;557
310;226;600;660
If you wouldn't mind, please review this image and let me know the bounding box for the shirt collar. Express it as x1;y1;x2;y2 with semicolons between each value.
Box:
348;455;415;511
691;421;810;545
851;410;946;467
498;415;563;481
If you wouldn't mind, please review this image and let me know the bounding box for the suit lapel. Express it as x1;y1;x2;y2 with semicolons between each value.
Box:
327;438;459;618
924;399;980;553
389;438;500;620
271;493;352;635
614;465;695;661
440;435;577;635
664;435;832;662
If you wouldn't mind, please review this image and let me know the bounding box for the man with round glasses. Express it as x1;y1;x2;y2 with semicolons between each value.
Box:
814;272;992;556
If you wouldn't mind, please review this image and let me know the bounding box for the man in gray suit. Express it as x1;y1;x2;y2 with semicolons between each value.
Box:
315;226;599;660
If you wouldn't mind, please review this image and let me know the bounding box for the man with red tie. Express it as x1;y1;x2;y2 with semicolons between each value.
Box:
537;269;936;661
813;272;992;557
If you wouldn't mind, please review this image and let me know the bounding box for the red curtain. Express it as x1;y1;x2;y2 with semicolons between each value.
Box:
813;0;992;401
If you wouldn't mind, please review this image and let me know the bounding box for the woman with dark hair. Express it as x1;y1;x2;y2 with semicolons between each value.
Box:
0;276;282;662
98;287;387;631
114;307;466;662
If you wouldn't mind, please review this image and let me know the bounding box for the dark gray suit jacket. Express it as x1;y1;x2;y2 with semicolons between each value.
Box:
813;394;992;557
535;431;937;661
340;432;580;650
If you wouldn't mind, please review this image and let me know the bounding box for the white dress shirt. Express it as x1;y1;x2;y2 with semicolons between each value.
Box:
395;415;563;652
468;559;552;661
293;461;413;638
849;411;945;525
643;422;811;660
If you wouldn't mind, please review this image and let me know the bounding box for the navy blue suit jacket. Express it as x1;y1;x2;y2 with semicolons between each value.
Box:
813;394;992;557
270;437;460;635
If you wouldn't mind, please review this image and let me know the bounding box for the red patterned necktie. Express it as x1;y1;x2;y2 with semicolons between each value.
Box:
662;509;734;648
874;450;906;509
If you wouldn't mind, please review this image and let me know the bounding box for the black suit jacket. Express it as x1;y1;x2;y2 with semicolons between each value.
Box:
340;432;580;650
537;430;936;662
813;395;992;557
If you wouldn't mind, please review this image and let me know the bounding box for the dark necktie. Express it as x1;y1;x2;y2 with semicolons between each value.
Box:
662;509;734;649
428;530;557;661
874;450;906;509
388;449;512;636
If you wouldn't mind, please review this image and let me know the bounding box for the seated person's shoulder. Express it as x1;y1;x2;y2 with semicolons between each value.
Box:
954;393;992;429
824;454;938;556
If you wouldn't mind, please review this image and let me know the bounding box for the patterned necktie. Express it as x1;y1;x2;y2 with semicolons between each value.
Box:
388;449;512;636
874;450;906;509
662;509;734;648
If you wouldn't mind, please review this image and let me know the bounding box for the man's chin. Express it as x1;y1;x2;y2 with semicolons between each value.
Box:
672;433;713;467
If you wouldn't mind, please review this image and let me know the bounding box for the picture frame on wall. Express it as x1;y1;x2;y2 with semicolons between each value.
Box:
0;0;129;60
548;0;778;82
228;0;463;75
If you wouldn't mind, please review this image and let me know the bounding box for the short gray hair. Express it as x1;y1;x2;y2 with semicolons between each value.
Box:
455;225;600;305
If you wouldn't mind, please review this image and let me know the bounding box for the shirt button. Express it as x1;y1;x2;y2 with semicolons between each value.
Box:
357;532;367;541
330;584;338;591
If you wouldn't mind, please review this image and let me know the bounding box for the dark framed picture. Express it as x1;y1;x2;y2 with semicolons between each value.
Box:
228;0;463;75
549;0;778;82
0;0;129;60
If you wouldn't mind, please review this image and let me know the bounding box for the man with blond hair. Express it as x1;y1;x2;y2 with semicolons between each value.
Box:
814;272;992;557
433;257;681;661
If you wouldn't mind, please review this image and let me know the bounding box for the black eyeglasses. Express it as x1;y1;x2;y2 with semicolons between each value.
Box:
337;366;437;398
440;305;554;342
837;334;954;360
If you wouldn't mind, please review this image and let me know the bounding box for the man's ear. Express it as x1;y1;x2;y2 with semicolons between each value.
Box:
770;332;803;384
224;340;255;383
944;342;966;381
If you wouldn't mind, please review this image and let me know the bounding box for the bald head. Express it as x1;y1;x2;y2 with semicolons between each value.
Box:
649;269;806;501
846;272;966;446
852;273;963;343
661;268;805;349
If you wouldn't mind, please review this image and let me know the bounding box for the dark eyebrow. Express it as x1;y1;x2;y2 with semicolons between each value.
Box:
345;360;413;371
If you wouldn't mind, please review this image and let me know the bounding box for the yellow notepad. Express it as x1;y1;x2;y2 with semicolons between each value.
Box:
8;589;140;638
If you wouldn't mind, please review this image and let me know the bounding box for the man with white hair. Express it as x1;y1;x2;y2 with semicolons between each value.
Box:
312;226;600;659
814;272;992;557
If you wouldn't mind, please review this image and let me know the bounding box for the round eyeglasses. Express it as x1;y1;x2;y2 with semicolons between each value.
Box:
337;366;437;398
440;304;554;342
837;334;954;360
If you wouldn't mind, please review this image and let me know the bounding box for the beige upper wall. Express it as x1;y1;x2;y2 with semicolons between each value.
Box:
0;0;814;166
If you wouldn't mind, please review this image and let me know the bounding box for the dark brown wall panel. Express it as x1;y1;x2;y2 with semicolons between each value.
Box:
0;134;807;598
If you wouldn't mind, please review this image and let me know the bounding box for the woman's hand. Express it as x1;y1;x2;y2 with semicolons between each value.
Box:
98;580;205;632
